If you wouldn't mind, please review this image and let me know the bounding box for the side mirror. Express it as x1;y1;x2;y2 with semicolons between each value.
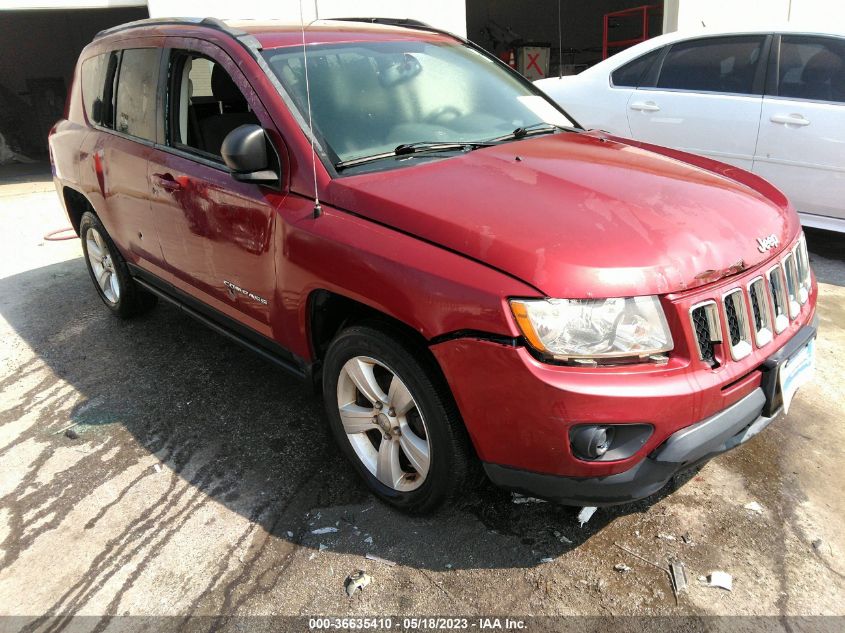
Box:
221;124;279;184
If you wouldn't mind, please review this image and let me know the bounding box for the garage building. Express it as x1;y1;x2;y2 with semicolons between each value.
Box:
1;0;841;162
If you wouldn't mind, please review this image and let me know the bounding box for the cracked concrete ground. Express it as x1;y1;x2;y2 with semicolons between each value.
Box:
1;166;844;630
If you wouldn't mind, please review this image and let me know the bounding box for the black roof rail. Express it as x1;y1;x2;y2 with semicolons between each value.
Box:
94;16;248;41
329;17;434;30
93;16;264;52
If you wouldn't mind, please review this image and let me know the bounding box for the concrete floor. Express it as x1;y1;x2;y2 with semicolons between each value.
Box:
1;167;844;630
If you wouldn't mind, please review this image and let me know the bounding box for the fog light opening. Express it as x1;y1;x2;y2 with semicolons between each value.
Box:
572;425;615;460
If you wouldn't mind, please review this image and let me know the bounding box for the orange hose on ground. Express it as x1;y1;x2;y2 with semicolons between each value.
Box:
43;227;77;241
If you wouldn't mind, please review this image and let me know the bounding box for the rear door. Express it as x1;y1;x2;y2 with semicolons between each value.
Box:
627;35;769;169
753;34;845;223
147;39;282;338
82;46;166;269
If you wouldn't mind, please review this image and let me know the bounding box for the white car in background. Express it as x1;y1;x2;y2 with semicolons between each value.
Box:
536;27;845;233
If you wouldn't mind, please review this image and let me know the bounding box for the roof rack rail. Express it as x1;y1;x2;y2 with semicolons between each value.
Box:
329;17;434;30
94;16;249;41
93;16;264;52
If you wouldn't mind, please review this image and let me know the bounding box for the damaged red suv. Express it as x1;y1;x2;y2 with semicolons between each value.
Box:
49;17;817;513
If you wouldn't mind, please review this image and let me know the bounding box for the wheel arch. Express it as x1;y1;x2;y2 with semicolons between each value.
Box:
307;289;430;364
62;186;96;236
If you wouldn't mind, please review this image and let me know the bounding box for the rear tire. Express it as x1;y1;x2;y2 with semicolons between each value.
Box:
323;324;471;514
80;211;157;318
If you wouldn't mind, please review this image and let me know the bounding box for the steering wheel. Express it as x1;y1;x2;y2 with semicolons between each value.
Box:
425;106;462;125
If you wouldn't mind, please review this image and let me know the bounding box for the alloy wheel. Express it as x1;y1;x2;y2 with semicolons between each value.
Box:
85;227;120;305
336;356;431;492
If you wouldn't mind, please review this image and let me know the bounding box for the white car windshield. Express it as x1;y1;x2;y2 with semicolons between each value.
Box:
263;39;576;169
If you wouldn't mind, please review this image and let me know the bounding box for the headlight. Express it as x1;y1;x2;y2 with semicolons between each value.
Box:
509;296;673;362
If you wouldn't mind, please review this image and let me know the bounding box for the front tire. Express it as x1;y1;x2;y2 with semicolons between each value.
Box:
323;324;471;514
80;211;156;318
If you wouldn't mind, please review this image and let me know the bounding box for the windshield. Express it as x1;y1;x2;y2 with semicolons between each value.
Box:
262;40;576;168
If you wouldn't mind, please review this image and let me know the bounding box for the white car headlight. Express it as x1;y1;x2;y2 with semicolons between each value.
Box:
509;296;673;362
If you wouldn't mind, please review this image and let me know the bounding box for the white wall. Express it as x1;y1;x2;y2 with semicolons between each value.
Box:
147;0;467;37
664;0;845;32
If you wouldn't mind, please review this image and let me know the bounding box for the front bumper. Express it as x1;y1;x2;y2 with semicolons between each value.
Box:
485;320;817;506
485;387;773;506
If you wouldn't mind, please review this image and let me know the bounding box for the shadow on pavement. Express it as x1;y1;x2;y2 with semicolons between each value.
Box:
806;227;844;287
0;256;682;573
0;161;52;185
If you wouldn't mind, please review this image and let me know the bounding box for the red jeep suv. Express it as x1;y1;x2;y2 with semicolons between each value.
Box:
49;17;818;513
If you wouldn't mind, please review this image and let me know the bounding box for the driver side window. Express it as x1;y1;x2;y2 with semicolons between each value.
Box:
168;51;259;160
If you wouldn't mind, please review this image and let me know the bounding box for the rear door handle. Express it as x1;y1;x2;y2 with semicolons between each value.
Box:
630;101;661;112
770;113;810;126
152;172;183;192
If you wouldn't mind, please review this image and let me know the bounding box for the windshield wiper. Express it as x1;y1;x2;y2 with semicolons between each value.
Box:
485;122;568;143
335;141;493;170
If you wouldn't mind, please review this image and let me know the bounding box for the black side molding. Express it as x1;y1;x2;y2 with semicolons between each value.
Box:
128;265;308;380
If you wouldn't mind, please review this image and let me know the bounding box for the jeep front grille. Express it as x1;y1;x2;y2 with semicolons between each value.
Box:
768;265;789;333
748;277;773;347
687;233;811;367
782;252;801;319
690;301;720;366
722;289;752;360
795;234;811;304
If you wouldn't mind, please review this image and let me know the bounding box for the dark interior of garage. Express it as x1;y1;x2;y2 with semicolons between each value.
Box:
0;3;665;163
467;0;663;78
0;6;148;161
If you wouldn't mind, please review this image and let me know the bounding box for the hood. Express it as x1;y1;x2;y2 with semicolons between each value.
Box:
326;131;799;298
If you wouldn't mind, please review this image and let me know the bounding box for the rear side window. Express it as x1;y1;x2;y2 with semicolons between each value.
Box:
611;48;662;87
81;54;108;124
777;35;845;103
657;36;766;95
114;48;159;141
80;51;120;127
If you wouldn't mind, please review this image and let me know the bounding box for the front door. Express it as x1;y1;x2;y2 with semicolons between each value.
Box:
148;41;283;337
753;34;845;223
627;35;768;170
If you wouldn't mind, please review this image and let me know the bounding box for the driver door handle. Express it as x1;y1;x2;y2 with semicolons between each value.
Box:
630;101;661;112
152;172;183;192
770;113;810;126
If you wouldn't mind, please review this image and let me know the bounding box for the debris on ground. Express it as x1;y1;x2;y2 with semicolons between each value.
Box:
286;531;294;538
312;527;339;535
318;544;328;551
344;570;372;598
812;538;824;550
657;533;677;541
540;557;554;564
512;493;546;504
54;422;79;436
614;563;632;573
64;429;79;440
681;533;693;544
706;571;733;591
613;543;666;572
669;561;688;600
577;506;597;527
743;501;764;515
153;464;162;473
553;530;573;544
365;553;397;567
